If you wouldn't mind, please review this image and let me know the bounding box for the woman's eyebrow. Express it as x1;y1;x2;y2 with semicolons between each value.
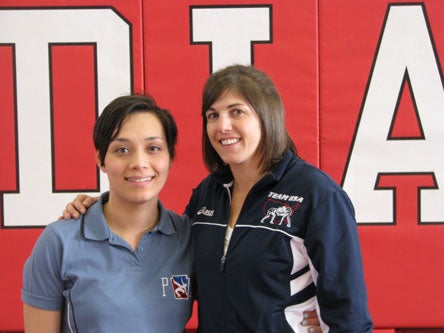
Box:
111;136;164;142
207;102;246;111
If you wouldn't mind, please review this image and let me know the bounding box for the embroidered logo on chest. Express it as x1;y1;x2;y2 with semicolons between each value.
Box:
260;192;304;228
171;275;190;299
197;206;214;216
161;274;190;299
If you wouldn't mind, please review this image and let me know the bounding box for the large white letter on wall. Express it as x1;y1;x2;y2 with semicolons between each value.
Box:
0;8;132;227
343;4;444;224
190;5;271;71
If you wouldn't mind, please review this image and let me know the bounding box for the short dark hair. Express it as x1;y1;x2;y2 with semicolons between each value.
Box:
201;64;296;174
94;94;178;166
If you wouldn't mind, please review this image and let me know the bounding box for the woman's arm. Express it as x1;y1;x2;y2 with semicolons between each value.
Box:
23;304;61;333
306;190;373;332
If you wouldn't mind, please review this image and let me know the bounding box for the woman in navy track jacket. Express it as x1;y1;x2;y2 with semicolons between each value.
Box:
184;64;372;333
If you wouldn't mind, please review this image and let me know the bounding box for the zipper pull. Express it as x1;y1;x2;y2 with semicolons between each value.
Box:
220;255;226;272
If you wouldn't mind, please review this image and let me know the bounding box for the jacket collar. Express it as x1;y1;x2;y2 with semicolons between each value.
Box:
269;150;294;182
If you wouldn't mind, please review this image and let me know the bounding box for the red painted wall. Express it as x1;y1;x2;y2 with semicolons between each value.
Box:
0;0;443;330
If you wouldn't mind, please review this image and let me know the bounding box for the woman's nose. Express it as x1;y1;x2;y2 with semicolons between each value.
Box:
217;113;232;132
129;150;148;169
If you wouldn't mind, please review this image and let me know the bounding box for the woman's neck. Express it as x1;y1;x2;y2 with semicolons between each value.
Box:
230;163;266;193
103;197;159;250
228;165;266;228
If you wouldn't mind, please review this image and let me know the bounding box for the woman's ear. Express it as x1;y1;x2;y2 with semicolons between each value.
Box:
95;150;106;172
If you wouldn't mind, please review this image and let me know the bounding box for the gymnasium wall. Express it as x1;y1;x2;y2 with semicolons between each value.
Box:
0;0;443;330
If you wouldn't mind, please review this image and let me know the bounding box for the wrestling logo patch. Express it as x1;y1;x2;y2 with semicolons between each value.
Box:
171;275;190;299
260;193;303;228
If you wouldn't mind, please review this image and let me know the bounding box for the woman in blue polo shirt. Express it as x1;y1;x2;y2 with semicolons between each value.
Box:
22;94;193;332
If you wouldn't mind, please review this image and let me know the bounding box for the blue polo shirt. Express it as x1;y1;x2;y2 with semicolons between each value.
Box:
22;192;193;332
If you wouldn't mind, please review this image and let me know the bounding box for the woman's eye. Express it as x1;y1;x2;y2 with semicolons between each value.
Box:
148;146;161;152
116;147;129;154
206;112;217;120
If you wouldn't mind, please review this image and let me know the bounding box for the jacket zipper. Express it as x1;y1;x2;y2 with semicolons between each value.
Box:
220;254;227;272
220;181;232;274
221;182;232;332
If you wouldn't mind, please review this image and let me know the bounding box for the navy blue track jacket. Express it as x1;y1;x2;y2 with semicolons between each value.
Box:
185;151;373;333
